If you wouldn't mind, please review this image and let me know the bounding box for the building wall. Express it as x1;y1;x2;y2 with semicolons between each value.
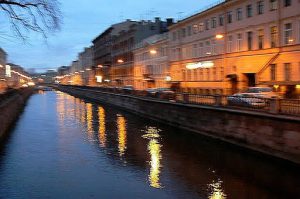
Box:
168;0;300;96
0;48;7;92
111;18;170;87
133;33;170;90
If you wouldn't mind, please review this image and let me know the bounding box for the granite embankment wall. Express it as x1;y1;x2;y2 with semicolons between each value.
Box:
0;88;33;139
58;86;300;164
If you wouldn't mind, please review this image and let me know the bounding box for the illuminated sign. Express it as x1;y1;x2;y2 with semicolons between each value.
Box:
186;61;214;69
5;65;11;77
96;75;103;83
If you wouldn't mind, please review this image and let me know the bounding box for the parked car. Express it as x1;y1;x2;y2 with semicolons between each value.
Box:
145;88;158;97
241;87;280;98
121;85;134;94
155;88;175;100
227;93;267;108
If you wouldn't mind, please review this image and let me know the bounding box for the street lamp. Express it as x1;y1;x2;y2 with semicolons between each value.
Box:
216;34;224;39
150;49;157;55
117;59;124;63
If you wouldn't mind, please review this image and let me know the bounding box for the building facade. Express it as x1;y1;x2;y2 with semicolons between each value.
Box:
168;0;300;97
92;21;138;85
0;48;7;92
78;47;95;86
111;18;173;87
133;33;170;90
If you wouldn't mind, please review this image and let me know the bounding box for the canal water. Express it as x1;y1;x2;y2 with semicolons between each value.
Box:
0;91;299;199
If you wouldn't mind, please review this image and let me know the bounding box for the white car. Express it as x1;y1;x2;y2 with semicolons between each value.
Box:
240;87;279;99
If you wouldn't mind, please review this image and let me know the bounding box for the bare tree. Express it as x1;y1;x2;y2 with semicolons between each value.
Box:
0;0;61;40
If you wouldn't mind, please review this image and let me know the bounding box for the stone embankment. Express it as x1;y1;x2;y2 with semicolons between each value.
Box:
57;85;300;164
0;88;33;139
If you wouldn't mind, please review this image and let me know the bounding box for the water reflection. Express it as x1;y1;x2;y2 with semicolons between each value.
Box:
86;103;94;140
98;107;106;147
208;181;227;199
2;91;297;198
142;126;163;189
117;114;127;157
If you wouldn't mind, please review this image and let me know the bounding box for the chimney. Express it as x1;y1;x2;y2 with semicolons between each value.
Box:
166;18;174;26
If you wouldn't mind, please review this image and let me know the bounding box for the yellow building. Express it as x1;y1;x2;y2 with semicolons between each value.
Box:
168;0;300;97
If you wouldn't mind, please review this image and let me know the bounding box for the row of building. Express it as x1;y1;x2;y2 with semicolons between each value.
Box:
57;0;300;98
0;48;32;93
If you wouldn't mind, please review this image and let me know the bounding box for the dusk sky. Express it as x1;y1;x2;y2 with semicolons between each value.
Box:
1;0;219;71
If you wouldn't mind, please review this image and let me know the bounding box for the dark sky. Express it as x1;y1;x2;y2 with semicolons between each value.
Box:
0;0;219;71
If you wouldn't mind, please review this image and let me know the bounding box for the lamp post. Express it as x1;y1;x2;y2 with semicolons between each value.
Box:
215;34;226;94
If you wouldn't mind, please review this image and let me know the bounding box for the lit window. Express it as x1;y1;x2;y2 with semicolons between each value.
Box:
258;29;264;49
270;26;278;47
193;24;198;34
237;33;243;51
270;0;278;10
199;22;204;32
284;23;293;45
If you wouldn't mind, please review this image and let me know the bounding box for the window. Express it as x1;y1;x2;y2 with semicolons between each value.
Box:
247;5;253;17
227;11;233;23
187;26;192;36
205;20;210;30
193;24;198;34
247;31;253;50
199;23;204;32
257;1;264;14
284;0;291;7
284;23;293;45
270;0;278;10
212;39;216;54
211;17;217;28
270;26;278;47
236;8;243;21
192;44;198;57
219;15;224;26
199;43;204;56
181;28;186;38
205;41;211;55
237;33;243;51
284;63;291;81
258;29;264;49
227;35;233;53
172;32;177;41
270;64;276;80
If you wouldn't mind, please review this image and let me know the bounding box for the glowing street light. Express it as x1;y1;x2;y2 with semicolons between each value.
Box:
117;59;124;63
216;34;224;39
150;49;157;55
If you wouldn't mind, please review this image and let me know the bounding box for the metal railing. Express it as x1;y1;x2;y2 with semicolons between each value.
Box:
280;99;300;116
57;85;300;117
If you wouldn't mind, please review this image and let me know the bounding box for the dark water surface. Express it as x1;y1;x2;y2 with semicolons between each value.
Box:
0;91;299;199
